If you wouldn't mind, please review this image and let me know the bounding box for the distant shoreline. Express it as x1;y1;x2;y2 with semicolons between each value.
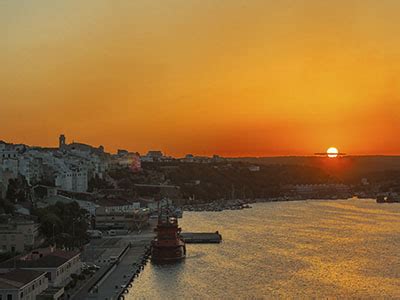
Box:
182;196;373;212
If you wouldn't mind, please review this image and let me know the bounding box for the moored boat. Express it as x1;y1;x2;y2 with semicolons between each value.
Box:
376;194;400;203
151;209;186;262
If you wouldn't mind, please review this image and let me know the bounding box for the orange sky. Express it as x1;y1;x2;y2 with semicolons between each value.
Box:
1;1;400;157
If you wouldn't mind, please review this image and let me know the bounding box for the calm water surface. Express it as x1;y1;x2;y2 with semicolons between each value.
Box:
128;199;400;299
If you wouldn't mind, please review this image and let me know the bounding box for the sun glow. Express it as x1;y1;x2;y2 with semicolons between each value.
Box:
327;147;339;158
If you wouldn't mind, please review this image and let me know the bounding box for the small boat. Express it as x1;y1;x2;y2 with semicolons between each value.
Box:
376;195;386;203
376;194;400;203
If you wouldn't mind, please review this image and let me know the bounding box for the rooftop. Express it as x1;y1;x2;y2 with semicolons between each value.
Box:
0;248;80;270
0;269;45;289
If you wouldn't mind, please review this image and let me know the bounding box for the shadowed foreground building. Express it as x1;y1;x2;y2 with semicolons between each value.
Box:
0;269;48;300
0;218;40;253
0;248;81;290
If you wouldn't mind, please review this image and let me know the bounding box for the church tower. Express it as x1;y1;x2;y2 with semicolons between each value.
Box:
59;134;66;149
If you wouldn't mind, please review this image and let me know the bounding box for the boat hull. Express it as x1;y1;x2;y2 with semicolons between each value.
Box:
151;244;186;262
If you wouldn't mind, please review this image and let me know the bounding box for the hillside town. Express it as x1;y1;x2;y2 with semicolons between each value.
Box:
0;135;236;299
0;135;399;299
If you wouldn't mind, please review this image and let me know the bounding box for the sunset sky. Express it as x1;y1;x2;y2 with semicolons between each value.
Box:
1;1;400;157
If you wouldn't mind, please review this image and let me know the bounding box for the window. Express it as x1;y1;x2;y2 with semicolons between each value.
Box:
45;272;52;281
7;294;12;300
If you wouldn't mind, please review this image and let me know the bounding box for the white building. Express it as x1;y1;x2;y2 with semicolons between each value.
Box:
248;165;261;172
54;170;73;191
95;204;149;230
19;156;43;185
71;167;88;193
114;152;141;171
0;138;113;194
0;269;48;300
141;150;164;162
1;159;19;179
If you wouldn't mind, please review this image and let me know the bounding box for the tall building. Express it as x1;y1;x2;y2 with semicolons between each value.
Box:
59;134;66;149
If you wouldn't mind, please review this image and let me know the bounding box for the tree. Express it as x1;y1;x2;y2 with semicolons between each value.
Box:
0;198;15;214
33;201;89;248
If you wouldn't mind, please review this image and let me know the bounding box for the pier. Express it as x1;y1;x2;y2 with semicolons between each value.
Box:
181;232;222;243
74;230;222;299
73;234;153;300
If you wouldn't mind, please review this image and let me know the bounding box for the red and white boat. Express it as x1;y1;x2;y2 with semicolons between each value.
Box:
151;210;186;262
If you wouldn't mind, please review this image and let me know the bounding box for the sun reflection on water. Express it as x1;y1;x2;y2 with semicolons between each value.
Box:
129;199;400;299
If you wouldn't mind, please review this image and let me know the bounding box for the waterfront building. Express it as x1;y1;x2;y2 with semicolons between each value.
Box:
0;269;48;300
95;205;150;230
0;248;81;288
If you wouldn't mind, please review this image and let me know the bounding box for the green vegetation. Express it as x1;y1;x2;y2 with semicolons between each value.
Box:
166;162;336;202
0;197;15;214
5;178;27;202
32;202;88;249
88;174;114;192
106;161;337;202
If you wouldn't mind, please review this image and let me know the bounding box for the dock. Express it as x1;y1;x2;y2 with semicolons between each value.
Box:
181;232;222;243
74;235;153;300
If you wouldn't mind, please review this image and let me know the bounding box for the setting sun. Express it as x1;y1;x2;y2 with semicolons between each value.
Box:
327;147;339;158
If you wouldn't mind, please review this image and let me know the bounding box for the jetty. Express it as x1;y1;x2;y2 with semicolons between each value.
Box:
181;232;222;244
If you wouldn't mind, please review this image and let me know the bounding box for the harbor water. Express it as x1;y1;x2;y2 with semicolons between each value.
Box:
128;199;400;299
